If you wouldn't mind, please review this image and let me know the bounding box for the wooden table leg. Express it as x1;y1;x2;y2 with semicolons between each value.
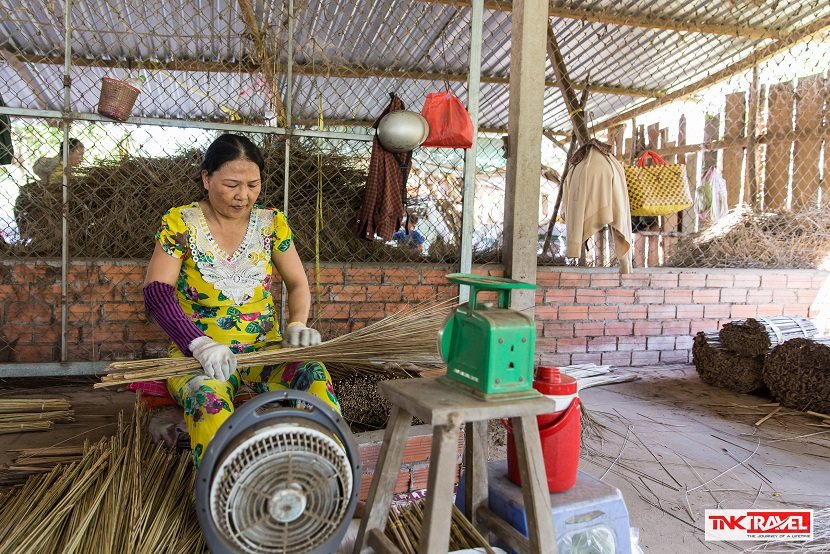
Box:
510;416;557;554
353;405;412;554
464;420;489;531
417;418;462;554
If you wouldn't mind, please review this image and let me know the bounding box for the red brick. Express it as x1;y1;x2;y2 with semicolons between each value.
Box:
539;353;572;366
314;267;345;284
574;322;604;337
345;267;383;283
733;274;761;288
400;285;439;302
620;273;650;287
536;271;560;286
544;322;575;338
366;286;403;302
676;304;704;319
382;268;417;284
535;337;558;353
746;289;774;303
812;274;830;289
797;290;819;304
545;288;576;303
359;442;382;468
678;272;706;287
662;320;691;335
6;302;55;324
435;285;457;300
535;289;545;305
559;273;591;287
646;336;675;350
618;305;648;319
772;289;798;303
317;303;350;319
605;289;635;304
328;284;367;302
690;320;718;334
635;289;665;304
558;306;589;320
730;305;758;318
618;336;647;351
570;353;603;365
588;306;618;320
756;304;785;316
760;273;788;288
633;321;662;336
601;351;632;366
587;336;617;352
402;435;433;464
706;274;734;288
660;350;690;363
782;305;810;316
590;274;620;288
556;338;587;353
421;270;453;285
720;288;749;303
650;273;679;288
675;336;694;349
604;321;634;336
13;345;59;362
664;289;693;303
647;305;677;320
383;302;412;314
703;304;730;318
571;288;605;304
350;303;386;319
692;290;720;303
534;305;559;320
787;274;814;288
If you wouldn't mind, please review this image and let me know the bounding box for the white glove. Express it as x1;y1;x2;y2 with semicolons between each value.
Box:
283;322;322;347
189;336;236;382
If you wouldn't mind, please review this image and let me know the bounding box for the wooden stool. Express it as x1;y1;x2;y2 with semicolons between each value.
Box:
353;377;558;554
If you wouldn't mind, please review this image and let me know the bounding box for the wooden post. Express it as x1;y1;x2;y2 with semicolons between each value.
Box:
723;92;747;207
503;0;548;315
703;113;720;173
765;82;795;211
746;66;761;208
792;74;826;209
546;24;591;146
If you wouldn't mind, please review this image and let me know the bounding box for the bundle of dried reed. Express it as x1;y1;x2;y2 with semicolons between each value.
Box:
692;331;766;393
0;421;53;435
763;337;830;413
0;398;71;413
384;500;495;554
720;316;817;357
0;404;204;553
97;300;455;389
0;410;74;424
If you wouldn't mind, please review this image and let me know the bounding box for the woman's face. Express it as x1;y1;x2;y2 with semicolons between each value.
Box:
202;159;262;219
68;146;84;167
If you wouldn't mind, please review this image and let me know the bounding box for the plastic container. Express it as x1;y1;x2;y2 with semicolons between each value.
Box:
504;366;580;493
456;460;632;554
97;77;142;121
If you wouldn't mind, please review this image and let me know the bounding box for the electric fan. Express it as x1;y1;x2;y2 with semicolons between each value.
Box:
196;390;361;554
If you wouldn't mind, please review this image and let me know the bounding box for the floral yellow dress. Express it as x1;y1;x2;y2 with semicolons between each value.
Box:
158;202;340;466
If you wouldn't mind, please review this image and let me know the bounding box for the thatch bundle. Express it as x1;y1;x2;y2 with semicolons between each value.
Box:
720;316;817;357
763;337;830;413
692;332;765;393
668;205;830;269
0;405;204;553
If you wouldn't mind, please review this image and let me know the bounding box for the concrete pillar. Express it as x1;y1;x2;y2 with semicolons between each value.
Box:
503;0;548;315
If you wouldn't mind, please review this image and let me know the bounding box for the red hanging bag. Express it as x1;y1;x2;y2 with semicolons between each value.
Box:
420;91;474;148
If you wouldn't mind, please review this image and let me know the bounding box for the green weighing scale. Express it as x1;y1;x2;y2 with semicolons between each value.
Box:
438;273;541;401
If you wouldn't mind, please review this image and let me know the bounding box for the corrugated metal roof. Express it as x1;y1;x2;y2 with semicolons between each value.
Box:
1;0;827;132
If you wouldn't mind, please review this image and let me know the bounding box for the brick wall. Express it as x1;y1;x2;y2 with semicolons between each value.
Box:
1;260;826;366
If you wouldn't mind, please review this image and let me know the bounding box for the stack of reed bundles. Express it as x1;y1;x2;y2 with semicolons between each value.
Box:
719;316;817;356
763;337;830;413
692;331;766;393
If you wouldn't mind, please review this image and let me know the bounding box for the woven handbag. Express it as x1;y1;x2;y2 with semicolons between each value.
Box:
624;150;692;216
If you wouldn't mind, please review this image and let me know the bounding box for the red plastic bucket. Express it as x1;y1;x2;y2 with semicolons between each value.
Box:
504;396;581;493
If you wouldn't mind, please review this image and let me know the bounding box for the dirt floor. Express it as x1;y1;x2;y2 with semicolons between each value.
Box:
2;366;829;553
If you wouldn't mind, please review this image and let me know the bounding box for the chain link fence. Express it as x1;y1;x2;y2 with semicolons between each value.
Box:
0;0;828;362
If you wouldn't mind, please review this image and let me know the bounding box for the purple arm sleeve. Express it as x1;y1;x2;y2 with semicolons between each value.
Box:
143;281;205;355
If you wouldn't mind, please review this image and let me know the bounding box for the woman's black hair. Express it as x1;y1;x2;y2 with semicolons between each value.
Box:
200;133;265;177
58;138;83;156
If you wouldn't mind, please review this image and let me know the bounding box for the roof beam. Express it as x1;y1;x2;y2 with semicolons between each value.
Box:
420;0;786;39
592;16;830;133
4;51;665;99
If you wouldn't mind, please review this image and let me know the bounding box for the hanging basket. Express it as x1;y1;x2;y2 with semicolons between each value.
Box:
97;77;140;121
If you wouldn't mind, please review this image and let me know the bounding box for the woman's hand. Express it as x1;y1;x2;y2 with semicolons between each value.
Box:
189;336;236;381
283;322;322;347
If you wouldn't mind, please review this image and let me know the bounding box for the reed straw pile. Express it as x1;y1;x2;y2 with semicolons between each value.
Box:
692;332;766;393
0;398;73;435
719;316;817;357
97;300;454;389
0;446;84;488
0;404;204;553
763;337;830;413
384;501;495;554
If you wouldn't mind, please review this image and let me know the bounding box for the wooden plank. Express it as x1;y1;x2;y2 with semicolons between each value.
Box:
765;82;795;211
723;92;747;207
354;405;413;553
510;416;558;553
477;506;531;554
684;152;699;232
662;139;678;258
647;124;660;150
378;378;557;426
703;113;720;172
464;421;490;531
678;115;696;233
792;74;826;209
612;124;625;157
418;423;462;554
746;68;761;208
368;529;404;554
